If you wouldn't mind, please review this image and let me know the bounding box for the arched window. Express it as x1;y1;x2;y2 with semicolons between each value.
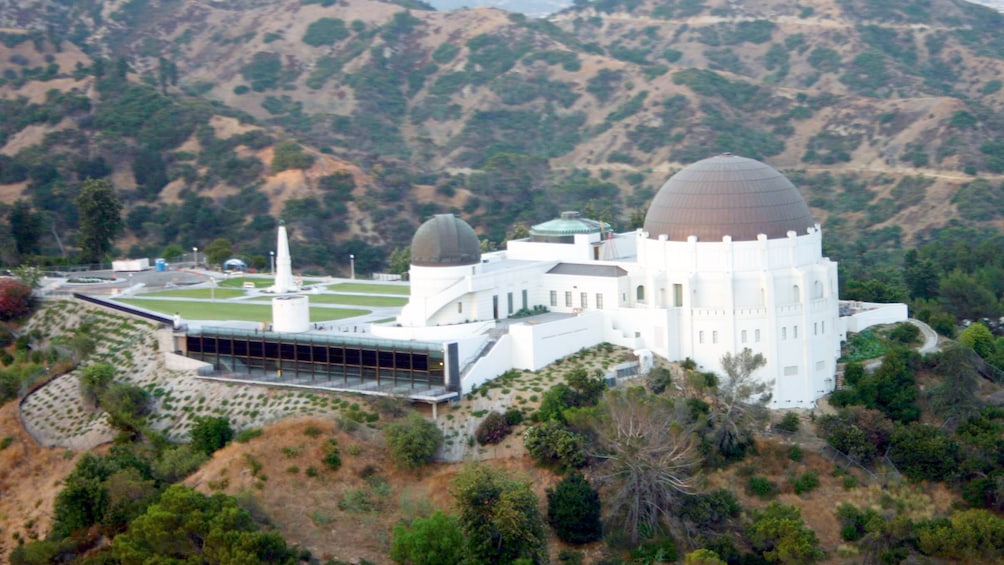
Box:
636;285;645;301
793;284;800;302
813;280;823;299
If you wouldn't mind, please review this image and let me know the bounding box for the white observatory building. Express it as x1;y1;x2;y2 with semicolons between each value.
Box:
374;155;906;407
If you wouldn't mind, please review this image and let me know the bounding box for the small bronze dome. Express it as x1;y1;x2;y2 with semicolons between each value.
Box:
643;154;816;241
411;214;481;267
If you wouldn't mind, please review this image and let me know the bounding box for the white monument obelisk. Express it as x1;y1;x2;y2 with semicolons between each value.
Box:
271;221;299;293
271;221;308;332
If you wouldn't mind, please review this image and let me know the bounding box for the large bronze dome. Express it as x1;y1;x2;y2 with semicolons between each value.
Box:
643;154;816;241
411;214;481;267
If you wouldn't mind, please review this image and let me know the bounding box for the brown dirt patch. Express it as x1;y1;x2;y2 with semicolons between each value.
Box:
0;402;81;562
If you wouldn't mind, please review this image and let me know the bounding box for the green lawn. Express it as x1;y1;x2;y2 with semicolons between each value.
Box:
216;277;274;289
330;282;410;295
216;276;326;289
251;294;407;307
141;288;247;299
117;299;368;322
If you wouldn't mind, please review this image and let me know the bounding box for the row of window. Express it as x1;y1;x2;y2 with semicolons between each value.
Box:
549;290;605;310
699;321;827;345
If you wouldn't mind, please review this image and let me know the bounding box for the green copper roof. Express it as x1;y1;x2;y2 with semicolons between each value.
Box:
530;211;611;237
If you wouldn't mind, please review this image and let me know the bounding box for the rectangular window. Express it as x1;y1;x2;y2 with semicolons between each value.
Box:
712;330;719;344
816;360;825;371
782;327;787;340
522;289;528;310
741;330;747;343
550;290;557;307
793;326;798;339
755;329;761;343
581;292;588;308
507;292;513;315
814;322;818;336
784;365;798;376
821;321;825;334
565;291;572;307
457;302;463;314
596;293;603;309
699;331;705;344
673;284;683;307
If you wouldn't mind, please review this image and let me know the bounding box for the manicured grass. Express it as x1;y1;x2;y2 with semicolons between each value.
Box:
141;288;247;299
330;282;410;295
216;277;274;289
251;294;407;307
117;299;368;322
216;276;326;289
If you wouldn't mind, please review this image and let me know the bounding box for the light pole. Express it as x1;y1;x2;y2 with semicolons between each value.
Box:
210;277;216;302
349;254;355;280
270;251;275;276
192;247;198;269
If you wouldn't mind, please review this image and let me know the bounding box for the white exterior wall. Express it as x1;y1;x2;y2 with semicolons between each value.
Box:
510;311;605;370
272;296;309;333
636;226;840;407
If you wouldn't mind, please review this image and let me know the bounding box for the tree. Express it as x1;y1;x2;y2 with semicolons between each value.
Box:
960;322;995;359
590;388;698;544
99;383;150;434
113;485;294;563
888;423;960;482
204;237;234;267
76;178;123;263
389;246;410;275
523;419;587;470
0;278;33;321
79;362;115;407
383;412;443;471
916;509;1004;562
9;200;42;257
390;511;466;565
939;269;1000;321
709;348;769;463
190;415;235;455
451;463;548;564
547;472;602;544
929;345;983;421
745;502;825;564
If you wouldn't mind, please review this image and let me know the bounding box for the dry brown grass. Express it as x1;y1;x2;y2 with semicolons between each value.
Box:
0;402;81;562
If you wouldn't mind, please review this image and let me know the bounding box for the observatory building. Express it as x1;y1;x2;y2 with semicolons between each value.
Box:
373;154;907;408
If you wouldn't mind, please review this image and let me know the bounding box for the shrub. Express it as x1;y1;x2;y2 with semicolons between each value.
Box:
190;416;234;455
791;470;820;494
547;472;602;544
775;412;800;433
302;18;349;47
503;407;524;426
523;419;586;470
748;476;776;498
322;439;341;471
475;411;511;445
384;412;443;471
647;366;672;394
0;278;33;321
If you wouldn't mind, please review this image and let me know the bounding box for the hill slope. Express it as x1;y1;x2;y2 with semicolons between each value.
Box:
0;0;1002;271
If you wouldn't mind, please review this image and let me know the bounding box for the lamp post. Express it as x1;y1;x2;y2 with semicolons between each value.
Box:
270;251;275;276
192;247;198;269
210;277;216;302
349;254;355;280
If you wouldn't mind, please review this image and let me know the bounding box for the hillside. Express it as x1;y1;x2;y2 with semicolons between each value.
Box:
0;0;1003;272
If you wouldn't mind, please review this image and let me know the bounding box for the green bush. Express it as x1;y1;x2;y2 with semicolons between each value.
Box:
384;412;443;471
748;476;776;498
775;412;800;433
791;470;820;494
302;18;349;47
190;416;234;455
322;439;341;471
475;411;511;445
547;472;602;544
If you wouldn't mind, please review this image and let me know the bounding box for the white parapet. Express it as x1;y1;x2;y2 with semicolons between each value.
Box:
273;295;310;332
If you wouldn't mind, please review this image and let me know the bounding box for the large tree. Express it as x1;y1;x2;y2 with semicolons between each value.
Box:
589;387;698;544
9;199;43;257
76;178;123;263
451;463;548;564
709;348;770;463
